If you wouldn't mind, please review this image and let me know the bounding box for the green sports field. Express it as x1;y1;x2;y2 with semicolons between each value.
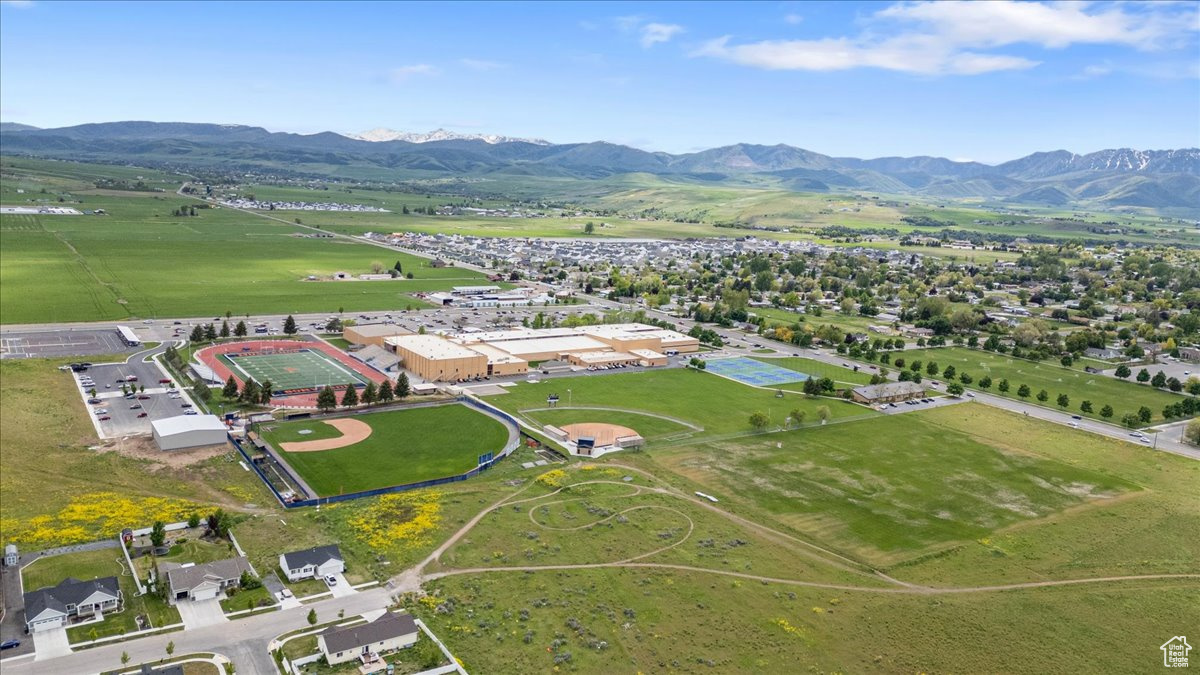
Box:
262;404;511;496
488;367;873;441
219;348;367;391
895;346;1188;424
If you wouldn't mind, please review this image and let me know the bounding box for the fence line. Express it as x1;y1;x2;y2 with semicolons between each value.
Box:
232;397;523;509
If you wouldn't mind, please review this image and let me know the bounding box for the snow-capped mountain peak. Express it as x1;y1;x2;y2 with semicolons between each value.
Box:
344;127;550;145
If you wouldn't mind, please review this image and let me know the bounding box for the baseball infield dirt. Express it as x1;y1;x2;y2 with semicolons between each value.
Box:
280;418;373;452
560;422;639;447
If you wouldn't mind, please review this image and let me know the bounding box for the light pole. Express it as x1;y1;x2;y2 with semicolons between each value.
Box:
567;389;572;407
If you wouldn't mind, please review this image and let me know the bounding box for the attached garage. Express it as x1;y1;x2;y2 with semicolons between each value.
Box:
27;611;65;632
152;414;229;451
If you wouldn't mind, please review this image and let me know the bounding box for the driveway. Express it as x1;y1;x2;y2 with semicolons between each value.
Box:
176;598;227;629
31;627;71;660
328;573;357;598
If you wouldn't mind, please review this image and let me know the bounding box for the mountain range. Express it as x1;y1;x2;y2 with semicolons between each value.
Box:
2;121;1197;211
344;127;551;145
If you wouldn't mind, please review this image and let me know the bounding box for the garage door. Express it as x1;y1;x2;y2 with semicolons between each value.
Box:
191;586;220;601
30;617;64;632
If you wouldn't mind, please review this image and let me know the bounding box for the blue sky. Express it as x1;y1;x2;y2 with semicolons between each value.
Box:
1;0;1198;162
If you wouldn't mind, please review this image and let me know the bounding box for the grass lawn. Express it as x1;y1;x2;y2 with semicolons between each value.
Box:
753;356;876;386
0;355;274;549
261;403;510;496
322;336;352;350
21;548;181;642
134;537;238;581
652;410;1137;565
517;408;694;442
895;346;1189;424
489;368;872;440
220;584;275;613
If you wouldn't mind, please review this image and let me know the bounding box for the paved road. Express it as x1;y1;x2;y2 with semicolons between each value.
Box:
1;587;394;675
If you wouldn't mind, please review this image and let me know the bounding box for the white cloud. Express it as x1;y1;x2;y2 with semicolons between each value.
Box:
0;0;36;7
694;1;1199;75
640;22;685;48
459;58;506;71
389;64;439;83
694;35;1038;75
783;13;803;25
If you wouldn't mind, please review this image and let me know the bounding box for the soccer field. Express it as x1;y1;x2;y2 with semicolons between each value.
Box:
220;348;367;392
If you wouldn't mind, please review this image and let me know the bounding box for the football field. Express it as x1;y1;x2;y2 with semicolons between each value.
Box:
219;348;367;392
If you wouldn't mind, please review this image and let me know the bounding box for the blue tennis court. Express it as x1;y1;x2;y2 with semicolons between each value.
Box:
705;357;809;387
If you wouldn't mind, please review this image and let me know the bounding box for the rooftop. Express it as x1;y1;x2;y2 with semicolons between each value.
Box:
320;611;418;654
852;381;926;400
388;334;485;361
151;414;227;436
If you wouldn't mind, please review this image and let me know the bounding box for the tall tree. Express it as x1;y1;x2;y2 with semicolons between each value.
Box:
395;373;411;398
361;381;377;405
240;379;260;404
222;376;239;399
220;320;230;338
377;379;394;403
149;521;166;548
235;320;247;337
748;412;769;429
203;323;217;341
189;325;205;342
316;386;337;412
283;315;298;335
341;385;359;407
259;379;273;405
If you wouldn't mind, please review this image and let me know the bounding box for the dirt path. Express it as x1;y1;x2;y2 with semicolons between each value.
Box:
396;463;1200;600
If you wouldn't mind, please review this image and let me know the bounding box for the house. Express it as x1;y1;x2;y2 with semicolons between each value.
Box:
163;556;252;604
279;544;345;582
851;381;926;405
4;543;16;566
1180;346;1200;363
318;611;419;665
1084;347;1123;360
23;576;121;632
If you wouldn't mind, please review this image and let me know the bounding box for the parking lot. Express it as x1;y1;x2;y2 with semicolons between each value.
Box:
72;353;196;438
0;328;137;360
877;394;966;415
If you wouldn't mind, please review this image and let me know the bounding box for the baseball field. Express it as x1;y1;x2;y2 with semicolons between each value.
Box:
260;403;513;496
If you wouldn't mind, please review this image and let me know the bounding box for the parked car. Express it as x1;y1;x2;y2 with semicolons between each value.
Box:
138;395;151;400
87;398;102;404
95;408;109;414
325;575;338;586
183;410;198;415
0;639;20;650
158;378;172;384
180;402;193;408
137;412;149;418
129;404;142;409
98;416;111;421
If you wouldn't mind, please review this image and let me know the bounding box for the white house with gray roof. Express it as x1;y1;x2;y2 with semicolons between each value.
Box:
279;544;345;582
163;556;252;604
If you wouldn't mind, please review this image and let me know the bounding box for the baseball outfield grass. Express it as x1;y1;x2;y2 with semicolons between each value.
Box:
262;404;511;496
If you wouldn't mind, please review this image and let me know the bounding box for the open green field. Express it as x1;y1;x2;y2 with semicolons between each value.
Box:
21;547;181;642
220;348;368;391
487;367;872;440
652;409;1136;564
417;404;1200;673
518;407;695;442
0;160;491;323
417;567;1197;674
896;346;1189;423
262;404;511;496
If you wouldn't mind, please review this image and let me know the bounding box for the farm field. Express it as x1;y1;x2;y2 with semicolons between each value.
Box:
650;409;1137;565
486;367;872;440
260;404;511;496
895;346;1188;423
0;161;492;323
